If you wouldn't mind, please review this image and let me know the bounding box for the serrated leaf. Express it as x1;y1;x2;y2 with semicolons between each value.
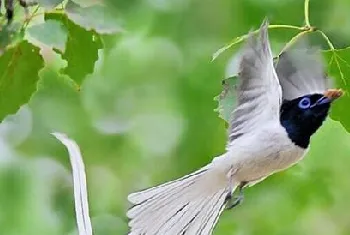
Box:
323;48;350;132
0;41;44;122
29;66;84;135
214;77;238;123
45;13;103;84
37;66;79;93
65;1;123;34
37;0;64;9
26;19;68;52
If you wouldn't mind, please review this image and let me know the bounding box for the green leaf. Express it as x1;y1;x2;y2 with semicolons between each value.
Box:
36;66;79;94
323;48;350;132
0;41;44;122
45;13;103;84
28;66;84;135
65;1;123;34
37;0;64;9
26;19;68;52
214;77;238;123
0;24;24;52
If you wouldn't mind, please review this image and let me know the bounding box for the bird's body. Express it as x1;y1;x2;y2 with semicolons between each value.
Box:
127;125;306;235
127;19;343;235
218;122;306;184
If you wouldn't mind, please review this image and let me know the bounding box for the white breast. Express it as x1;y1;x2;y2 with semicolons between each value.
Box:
219;122;307;183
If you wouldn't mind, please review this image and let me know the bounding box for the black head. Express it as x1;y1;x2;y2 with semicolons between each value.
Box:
280;93;333;149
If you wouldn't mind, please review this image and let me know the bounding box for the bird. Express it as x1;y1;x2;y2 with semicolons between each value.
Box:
126;19;343;235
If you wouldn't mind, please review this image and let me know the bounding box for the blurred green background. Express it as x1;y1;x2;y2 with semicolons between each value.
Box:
1;0;350;234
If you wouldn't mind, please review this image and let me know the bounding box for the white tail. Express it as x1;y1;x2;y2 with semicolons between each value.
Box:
52;133;93;235
127;163;234;235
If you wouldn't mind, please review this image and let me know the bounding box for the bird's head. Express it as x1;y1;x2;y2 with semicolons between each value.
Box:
280;89;343;148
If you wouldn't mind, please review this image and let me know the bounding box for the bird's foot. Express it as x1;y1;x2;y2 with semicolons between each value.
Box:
224;181;247;210
225;193;244;210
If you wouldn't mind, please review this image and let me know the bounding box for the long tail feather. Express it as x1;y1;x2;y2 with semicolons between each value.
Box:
127;164;234;235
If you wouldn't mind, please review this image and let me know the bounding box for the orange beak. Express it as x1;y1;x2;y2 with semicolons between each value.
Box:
324;89;344;101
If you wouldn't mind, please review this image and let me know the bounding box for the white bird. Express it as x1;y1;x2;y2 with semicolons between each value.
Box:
126;19;343;235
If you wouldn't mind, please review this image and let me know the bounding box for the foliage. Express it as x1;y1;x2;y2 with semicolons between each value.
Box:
0;41;43;121
0;0;350;234
324;48;350;132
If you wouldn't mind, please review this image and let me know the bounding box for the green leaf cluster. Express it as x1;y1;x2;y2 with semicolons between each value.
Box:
0;0;122;124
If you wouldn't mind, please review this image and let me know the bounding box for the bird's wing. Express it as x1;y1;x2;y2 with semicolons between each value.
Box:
274;41;332;100
228;19;282;143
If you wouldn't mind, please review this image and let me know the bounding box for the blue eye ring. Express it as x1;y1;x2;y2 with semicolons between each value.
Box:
298;97;311;109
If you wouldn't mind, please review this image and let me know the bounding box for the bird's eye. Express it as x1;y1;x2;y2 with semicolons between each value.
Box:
298;97;311;109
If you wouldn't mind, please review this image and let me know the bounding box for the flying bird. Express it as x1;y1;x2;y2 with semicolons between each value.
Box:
126;19;343;235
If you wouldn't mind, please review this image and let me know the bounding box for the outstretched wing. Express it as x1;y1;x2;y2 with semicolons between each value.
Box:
228;19;282;142
274;41;332;100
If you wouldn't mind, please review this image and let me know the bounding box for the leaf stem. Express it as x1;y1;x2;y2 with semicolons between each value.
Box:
269;25;306;30
318;30;335;50
304;0;311;27
212;24;306;61
242;24;306;38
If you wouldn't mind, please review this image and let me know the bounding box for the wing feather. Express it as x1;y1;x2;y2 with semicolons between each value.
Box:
275;41;332;100
228;19;282;143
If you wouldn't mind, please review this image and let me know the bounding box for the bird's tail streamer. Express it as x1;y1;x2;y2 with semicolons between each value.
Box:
127;162;234;235
52;132;93;235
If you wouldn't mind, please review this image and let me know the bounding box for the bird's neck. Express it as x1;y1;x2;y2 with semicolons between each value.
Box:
280;119;311;149
280;114;327;149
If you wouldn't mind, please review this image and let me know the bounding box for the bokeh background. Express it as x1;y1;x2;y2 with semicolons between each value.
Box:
1;0;350;234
